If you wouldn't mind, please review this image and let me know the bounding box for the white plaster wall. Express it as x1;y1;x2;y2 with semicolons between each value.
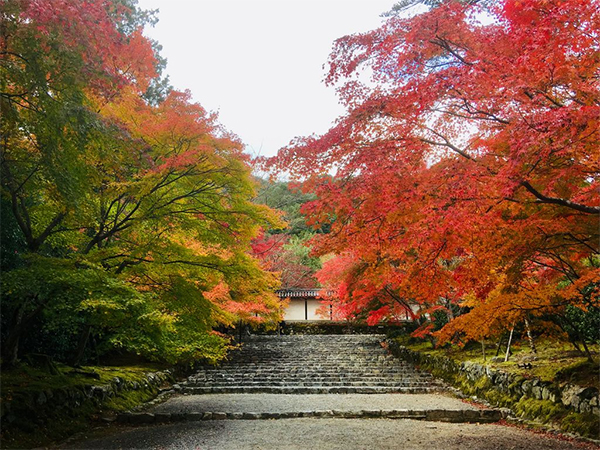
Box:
307;299;328;320
283;298;332;321
284;299;306;321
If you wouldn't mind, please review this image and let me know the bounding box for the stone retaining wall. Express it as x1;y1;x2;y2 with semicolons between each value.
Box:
1;370;174;426
386;340;599;417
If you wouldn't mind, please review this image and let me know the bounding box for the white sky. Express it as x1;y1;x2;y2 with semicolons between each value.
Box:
137;0;397;158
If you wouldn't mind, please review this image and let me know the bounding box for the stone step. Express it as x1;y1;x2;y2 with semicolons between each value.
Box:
197;363;418;375
179;385;442;394
118;408;503;424
193;371;429;377
186;383;437;389
190;377;435;383
179;334;444;395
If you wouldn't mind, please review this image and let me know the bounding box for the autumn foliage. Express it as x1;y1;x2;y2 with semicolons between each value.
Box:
268;0;599;345
1;0;281;366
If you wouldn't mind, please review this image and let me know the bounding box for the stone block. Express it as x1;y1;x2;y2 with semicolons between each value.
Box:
36;392;47;406
117;412;133;423
541;386;550;401
480;409;502;422
154;413;172;423
185;412;203;421
561;384;583;407
579;400;590;414
460;409;479;422
428;409;464;422
129;413;154;424
499;408;512;419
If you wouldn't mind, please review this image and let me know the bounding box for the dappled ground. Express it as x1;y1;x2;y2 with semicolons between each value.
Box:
61;418;596;450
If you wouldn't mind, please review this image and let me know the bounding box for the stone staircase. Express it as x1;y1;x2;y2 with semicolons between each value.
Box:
180;334;444;394
118;334;504;425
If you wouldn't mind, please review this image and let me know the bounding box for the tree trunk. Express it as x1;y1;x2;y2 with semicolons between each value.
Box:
70;324;92;367
3;329;21;367
90;333;100;365
524;317;537;354
2;303;27;366
504;325;515;362
580;338;594;363
559;316;593;362
2;296;47;367
495;334;506;357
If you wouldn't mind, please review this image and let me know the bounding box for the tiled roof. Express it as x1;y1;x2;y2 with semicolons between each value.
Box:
276;289;333;298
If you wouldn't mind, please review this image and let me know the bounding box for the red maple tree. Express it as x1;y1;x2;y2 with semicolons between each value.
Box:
267;0;599;341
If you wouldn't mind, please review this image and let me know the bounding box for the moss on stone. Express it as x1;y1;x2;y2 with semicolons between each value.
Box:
484;389;516;408
391;337;599;440
0;363;169;449
103;386;158;412
561;412;600;439
514;398;566;423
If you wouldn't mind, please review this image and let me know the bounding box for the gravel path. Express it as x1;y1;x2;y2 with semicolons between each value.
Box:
149;393;478;414
62;418;591;450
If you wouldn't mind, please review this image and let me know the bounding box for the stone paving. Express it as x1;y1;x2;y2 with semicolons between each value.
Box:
65;334;591;449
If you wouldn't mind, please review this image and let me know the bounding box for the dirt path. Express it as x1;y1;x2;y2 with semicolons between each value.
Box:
61;418;595;450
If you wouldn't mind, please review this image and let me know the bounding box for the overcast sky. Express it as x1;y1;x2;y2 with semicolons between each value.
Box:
137;0;396;158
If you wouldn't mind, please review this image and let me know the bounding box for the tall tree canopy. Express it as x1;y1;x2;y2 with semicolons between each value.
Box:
267;0;599;343
1;0;281;366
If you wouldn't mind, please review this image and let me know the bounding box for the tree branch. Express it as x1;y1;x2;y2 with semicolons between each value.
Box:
520;181;600;215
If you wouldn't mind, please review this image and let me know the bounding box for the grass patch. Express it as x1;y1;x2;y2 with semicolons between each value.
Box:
1;361;166;393
397;336;599;387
